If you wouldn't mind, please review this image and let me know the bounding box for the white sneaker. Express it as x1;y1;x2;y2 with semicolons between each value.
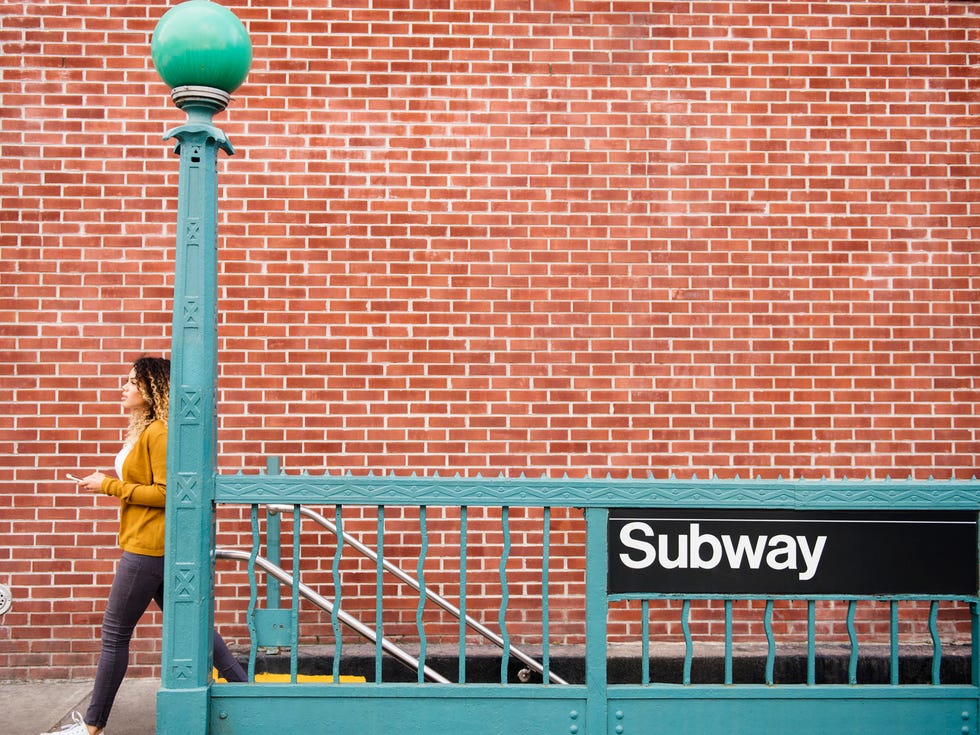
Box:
40;711;100;735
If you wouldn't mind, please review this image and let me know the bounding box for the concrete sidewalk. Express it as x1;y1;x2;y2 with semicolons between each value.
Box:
1;677;158;735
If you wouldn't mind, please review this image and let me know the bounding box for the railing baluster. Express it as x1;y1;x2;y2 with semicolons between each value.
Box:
265;509;281;610
764;600;775;685
724;600;733;685
847;600;859;685
807;600;816;685
329;505;340;683
458;506;468;684
929;601;941;685
499;505;511;684
681;599;692;685
641;599;650;685
290;505;300;683
416;505;428;685
541;506;551;685
375;505;385;683
971;600;979;687
246;503;260;682
265;458;281;610
890;600;899;686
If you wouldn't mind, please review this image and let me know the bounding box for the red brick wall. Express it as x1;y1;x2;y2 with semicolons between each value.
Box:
1;0;978;680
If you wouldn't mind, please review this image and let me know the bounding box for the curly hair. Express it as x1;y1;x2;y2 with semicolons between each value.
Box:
126;356;171;443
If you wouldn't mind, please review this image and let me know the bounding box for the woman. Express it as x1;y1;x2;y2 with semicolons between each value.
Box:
47;357;245;735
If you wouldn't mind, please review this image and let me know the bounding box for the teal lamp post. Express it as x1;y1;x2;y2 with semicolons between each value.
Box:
150;2;251;734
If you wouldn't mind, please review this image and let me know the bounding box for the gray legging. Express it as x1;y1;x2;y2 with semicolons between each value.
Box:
85;551;246;730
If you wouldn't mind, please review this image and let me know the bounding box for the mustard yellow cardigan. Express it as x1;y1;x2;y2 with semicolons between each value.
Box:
100;419;167;556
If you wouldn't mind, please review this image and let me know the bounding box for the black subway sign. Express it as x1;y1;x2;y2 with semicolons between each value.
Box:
608;509;978;596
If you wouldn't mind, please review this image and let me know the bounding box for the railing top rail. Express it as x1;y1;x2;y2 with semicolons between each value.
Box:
215;472;980;509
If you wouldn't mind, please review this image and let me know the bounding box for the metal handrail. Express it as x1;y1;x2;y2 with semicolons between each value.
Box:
266;503;569;685
215;548;451;683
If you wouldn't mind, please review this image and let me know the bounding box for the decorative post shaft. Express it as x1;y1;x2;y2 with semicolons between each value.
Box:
157;99;230;734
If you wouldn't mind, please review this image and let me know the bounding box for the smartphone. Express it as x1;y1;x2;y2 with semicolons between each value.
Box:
66;473;83;483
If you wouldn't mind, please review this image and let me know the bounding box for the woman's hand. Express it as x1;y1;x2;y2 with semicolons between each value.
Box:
78;472;107;494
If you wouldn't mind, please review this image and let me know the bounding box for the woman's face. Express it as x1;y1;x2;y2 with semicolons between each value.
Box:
122;368;148;412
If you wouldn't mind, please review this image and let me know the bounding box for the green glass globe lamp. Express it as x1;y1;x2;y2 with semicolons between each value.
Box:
151;0;252;118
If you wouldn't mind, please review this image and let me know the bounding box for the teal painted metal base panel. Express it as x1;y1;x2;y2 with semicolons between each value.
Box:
206;684;979;735
610;686;980;735
157;687;210;735
209;684;588;735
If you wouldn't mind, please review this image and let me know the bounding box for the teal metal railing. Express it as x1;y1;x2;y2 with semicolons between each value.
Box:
220;500;569;685
618;595;972;687
194;472;980;735
234;502;569;684
216;547;451;682
211;470;979;686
